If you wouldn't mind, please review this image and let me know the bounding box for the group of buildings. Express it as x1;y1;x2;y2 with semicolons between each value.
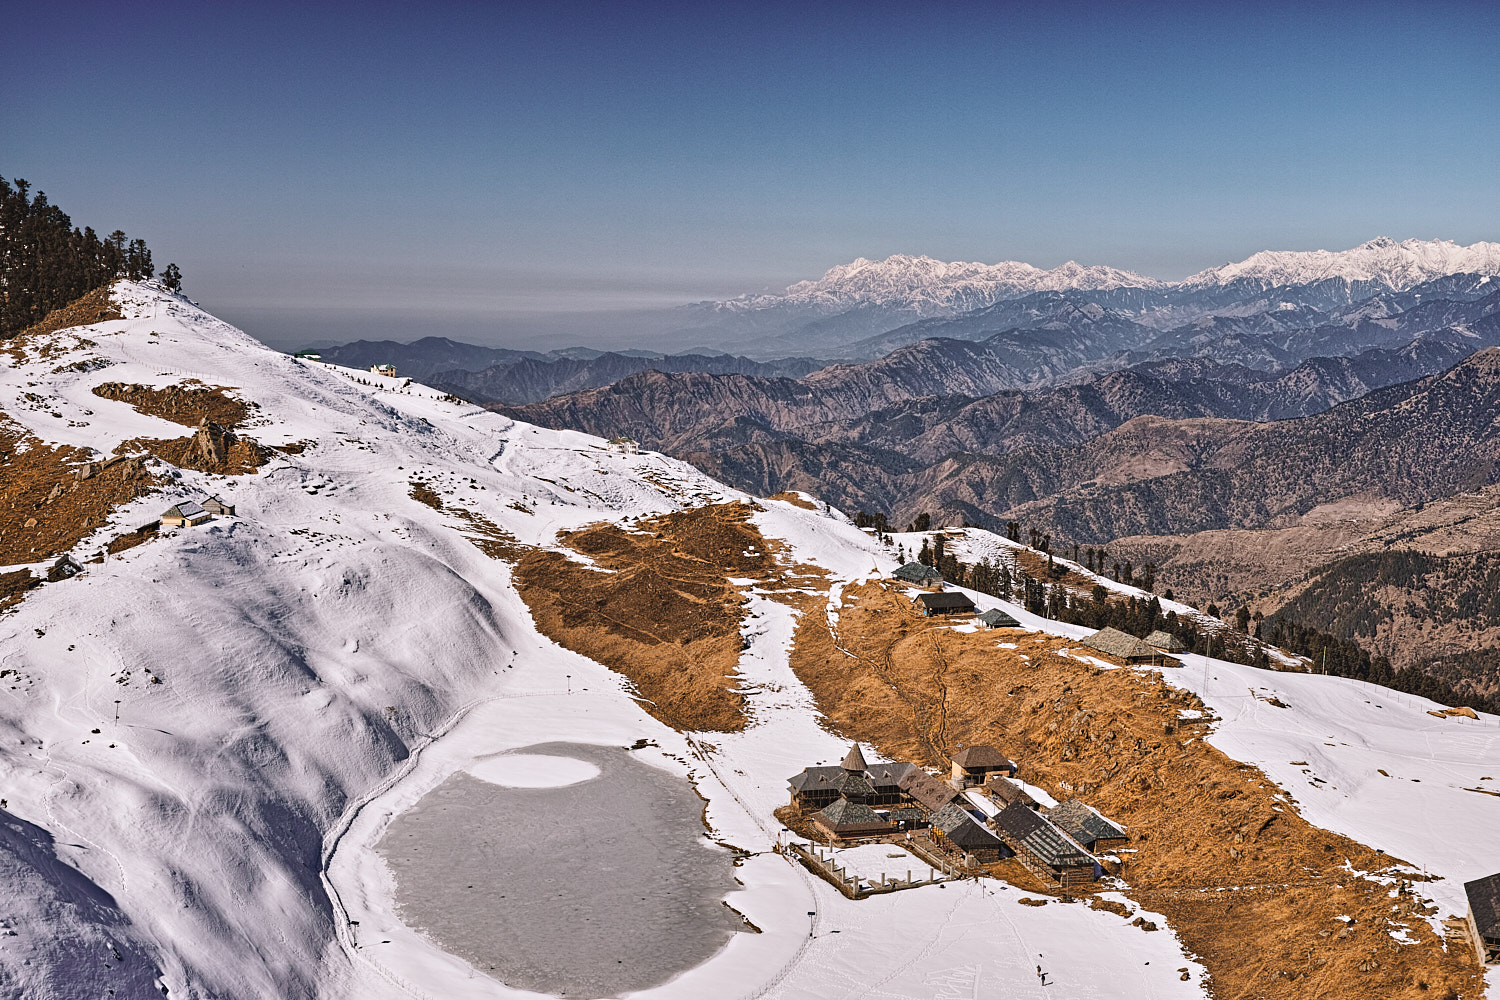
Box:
159;495;234;527
893;561;1189;662
786;743;1127;889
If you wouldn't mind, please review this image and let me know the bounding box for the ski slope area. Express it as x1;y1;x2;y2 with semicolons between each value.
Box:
0;283;1495;998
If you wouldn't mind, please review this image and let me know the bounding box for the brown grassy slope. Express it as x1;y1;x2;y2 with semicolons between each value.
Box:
787;581;1479;1000
513;502;772;732
0;418;157;566
1;286;121;356
92;381;255;428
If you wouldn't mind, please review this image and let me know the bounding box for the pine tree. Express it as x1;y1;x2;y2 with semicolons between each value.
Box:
161;263;183;293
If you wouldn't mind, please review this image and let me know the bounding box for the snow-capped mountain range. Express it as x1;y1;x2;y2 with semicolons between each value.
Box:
1178;237;1500;291
731;238;1500;313
746;255;1163;313
670;238;1500;359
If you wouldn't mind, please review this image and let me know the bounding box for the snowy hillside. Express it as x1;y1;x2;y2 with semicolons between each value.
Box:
1;283;1497;999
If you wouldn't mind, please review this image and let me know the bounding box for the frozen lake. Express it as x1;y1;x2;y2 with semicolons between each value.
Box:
377;742;748;997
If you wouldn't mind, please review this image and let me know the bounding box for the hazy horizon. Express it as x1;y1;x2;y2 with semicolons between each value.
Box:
6;1;1497;350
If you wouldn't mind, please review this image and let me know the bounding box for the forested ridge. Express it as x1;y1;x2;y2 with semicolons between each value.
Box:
0;176;180;339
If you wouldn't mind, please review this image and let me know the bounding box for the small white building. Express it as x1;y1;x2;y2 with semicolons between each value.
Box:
606;436;640;454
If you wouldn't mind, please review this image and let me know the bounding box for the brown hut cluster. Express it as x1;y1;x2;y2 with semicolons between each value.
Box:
785;742;1129;887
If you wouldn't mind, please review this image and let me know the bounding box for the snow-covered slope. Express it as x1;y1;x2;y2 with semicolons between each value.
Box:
1;284;1496;999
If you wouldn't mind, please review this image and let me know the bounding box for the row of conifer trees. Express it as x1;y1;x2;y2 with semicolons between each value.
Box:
1;175;181;340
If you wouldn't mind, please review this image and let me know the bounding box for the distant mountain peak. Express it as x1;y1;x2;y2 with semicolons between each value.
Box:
1180;237;1500;292
724;252;1162;317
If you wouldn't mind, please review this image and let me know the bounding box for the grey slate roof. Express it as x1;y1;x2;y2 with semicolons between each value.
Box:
888;806;926;825
931;803;1006;851
992;802;1094;868
868;761;916;790
1466;872;1500;940
163;500;207;519
788;765;844;793
842;743;868;772
894;561;943;583
952;745;1013;771
978;608;1021;628
830;769;875;799
899;769;960;811
1081;627;1159;661
1144;630;1187;652
917;592;976;612
1047;799;1127;848
985;776;1037;809
815;798;890;832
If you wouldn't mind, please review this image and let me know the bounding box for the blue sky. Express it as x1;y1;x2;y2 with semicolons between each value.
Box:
5;1;1498;348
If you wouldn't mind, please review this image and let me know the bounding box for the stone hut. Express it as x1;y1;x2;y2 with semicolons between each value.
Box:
1464;872;1500;965
1080;627;1163;666
201;496;235;516
161;501;211;527
1047;799;1129;853
950;745;1016;787
893;562;943;587
984;776;1041;811
1144;630;1187;653
916;592;976;617
977;608;1021;629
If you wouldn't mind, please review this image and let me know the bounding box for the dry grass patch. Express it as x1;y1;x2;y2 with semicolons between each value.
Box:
1;286;121;361
92;381;255;428
0;417;157;566
514;502;773;732
766;491;819;511
783;581;1479;1000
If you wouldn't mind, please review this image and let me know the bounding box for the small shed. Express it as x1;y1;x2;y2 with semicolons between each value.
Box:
1464;871;1500;965
916;592;976;617
1080;627;1163;666
1047;798;1129;852
812;798;894;841
201;496;235;516
950;745;1016;787
1144;630;1187;653
161;501;211;527
977;608;1021;629
893;562;943;587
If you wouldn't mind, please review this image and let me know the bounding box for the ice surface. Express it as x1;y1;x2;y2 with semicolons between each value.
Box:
377;743;743;998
